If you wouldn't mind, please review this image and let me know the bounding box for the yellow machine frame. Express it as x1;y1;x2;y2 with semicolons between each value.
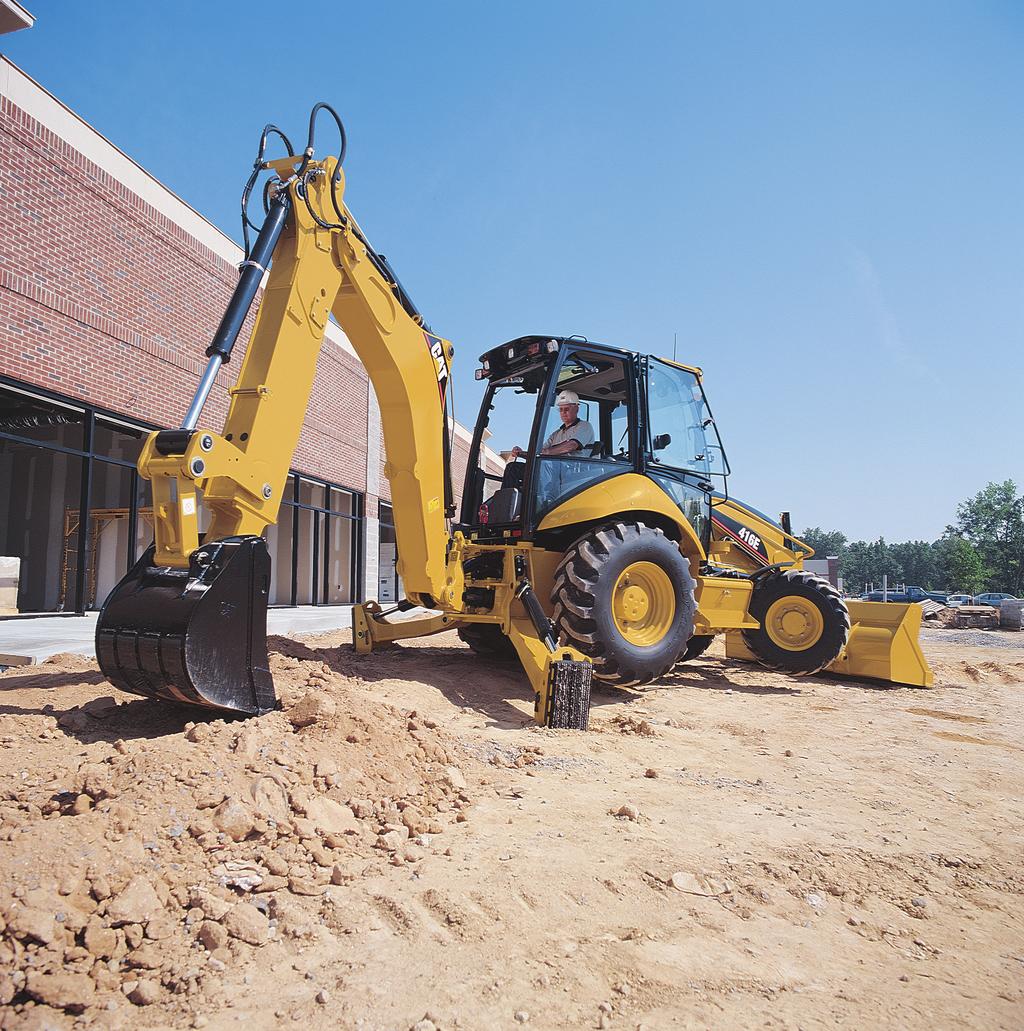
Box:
133;154;610;723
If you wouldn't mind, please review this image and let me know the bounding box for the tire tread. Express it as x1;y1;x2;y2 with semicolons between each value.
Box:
551;521;696;686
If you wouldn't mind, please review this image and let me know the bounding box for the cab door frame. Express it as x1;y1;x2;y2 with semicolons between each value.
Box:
521;342;643;536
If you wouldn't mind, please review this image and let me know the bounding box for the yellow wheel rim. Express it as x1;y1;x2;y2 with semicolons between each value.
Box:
764;596;824;651
612;561;675;647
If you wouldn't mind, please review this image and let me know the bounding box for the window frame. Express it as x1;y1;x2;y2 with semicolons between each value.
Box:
0;375;364;615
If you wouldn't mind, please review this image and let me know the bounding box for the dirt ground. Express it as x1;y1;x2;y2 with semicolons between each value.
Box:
0;628;1022;1031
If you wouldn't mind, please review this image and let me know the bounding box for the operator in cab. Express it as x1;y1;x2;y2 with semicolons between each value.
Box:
511;391;594;459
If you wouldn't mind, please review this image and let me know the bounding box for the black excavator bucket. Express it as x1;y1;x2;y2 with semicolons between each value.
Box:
96;535;276;716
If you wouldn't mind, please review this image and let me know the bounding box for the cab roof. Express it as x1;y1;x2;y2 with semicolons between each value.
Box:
478;335;632;365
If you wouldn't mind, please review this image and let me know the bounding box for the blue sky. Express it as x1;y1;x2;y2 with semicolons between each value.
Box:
4;2;1021;541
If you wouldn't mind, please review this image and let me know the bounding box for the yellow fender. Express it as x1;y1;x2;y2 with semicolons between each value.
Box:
538;473;705;567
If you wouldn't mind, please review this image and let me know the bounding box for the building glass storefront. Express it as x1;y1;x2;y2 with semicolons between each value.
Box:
377;502;401;603
266;475;362;608
0;378;363;615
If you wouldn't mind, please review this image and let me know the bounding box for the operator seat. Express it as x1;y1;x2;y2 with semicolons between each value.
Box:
501;460;525;489
480;487;521;524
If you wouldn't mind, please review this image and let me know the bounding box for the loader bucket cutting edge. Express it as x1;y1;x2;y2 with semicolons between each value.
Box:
95;535;276;715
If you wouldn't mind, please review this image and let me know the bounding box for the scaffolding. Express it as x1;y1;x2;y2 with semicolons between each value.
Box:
59;507;154;610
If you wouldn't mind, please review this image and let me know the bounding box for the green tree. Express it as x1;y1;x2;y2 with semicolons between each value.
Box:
953;480;1024;594
777;483;1023;597
843;538;902;593
842;541;873;593
889;540;938;588
799;526;847;557
933;535;988;595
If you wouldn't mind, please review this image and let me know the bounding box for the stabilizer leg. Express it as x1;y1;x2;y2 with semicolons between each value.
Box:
506;619;592;729
353;601;460;653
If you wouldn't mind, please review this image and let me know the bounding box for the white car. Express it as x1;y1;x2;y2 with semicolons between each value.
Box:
946;594;973;607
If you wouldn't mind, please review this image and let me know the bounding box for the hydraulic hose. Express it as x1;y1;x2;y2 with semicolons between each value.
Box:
241;124;295;260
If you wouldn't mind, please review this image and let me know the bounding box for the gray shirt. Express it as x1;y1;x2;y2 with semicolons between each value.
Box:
543;418;595;453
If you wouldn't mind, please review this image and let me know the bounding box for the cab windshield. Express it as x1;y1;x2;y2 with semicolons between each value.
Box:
462;347;637;530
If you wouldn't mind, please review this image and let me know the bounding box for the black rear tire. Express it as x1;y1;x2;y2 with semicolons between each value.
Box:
679;633;715;662
551;522;697;687
742;570;850;675
457;623;517;662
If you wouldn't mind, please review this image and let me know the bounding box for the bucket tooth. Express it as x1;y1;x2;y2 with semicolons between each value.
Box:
96;535;276;715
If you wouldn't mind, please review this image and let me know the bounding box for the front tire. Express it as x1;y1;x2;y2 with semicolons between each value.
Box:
742;570;850;675
551;522;697;686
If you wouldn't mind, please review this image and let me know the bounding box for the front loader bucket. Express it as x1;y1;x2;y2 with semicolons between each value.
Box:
827;600;933;687
96;536;276;715
724;600;933;688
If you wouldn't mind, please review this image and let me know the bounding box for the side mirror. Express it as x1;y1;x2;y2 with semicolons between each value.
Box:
653;432;671;451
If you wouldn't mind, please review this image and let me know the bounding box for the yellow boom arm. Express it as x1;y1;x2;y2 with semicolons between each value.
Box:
139;157;454;605
97;117;589;726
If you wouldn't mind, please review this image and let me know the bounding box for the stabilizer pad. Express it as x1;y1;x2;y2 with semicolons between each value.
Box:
546;658;593;730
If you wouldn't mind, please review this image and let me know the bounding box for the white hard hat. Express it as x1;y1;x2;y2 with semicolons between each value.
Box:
555;390;579;406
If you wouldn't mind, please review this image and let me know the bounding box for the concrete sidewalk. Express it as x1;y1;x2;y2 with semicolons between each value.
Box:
0;605;353;666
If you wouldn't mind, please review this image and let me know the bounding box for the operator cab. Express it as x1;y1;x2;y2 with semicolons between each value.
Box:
460;336;728;548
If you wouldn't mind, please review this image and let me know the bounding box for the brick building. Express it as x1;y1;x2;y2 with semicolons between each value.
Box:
0;45;493;617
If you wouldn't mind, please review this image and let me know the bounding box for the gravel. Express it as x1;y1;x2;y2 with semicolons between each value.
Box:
920;627;1024;650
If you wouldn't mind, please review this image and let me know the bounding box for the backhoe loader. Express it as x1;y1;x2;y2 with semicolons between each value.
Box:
95;104;932;731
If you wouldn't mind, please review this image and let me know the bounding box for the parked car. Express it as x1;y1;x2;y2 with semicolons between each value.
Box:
862;585;934;604
973;593;1018;608
946;594;974;607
